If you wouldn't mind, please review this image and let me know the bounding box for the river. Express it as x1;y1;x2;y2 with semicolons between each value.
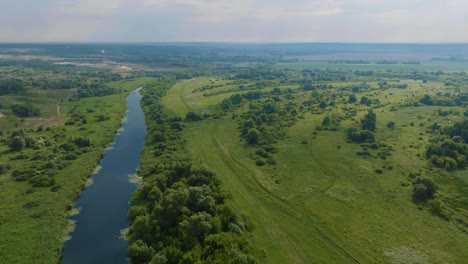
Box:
61;90;146;264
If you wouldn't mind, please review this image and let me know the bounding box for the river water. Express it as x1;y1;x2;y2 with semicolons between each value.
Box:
61;90;146;264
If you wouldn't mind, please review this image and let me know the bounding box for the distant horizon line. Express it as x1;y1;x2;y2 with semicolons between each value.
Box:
0;41;467;45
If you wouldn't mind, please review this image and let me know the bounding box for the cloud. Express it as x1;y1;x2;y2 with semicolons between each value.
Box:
52;0;124;17
0;0;466;42
141;0;342;23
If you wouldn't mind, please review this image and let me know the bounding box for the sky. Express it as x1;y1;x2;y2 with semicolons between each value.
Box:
0;0;466;43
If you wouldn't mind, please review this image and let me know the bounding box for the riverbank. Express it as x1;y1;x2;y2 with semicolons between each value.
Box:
127;78;259;263
61;90;147;263
0;78;156;264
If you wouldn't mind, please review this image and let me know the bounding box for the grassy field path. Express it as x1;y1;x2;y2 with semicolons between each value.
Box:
187;120;363;263
163;79;364;263
161;77;468;264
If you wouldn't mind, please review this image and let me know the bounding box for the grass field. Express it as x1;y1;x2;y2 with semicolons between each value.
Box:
161;77;468;263
276;60;468;72
0;88;73;130
0;77;157;264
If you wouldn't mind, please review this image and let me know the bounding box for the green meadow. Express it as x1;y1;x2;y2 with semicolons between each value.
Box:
276;60;468;72
161;76;468;263
1;42;467;264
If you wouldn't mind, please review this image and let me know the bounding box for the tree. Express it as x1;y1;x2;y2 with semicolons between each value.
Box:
262;102;276;114
230;94;243;105
322;116;331;126
347;128;375;143
0;79;26;95
361;110;376;131
72;136;92;147
128;240;155;264
348;94;357;103
11;103;40;117
0;163;11;174
151;253;168;264
360;96;370;106
386;121;395;129
185;111;203;122
412;177;437;202
10;136;25;151
303;83;314;91
319;101;327;109
181;212;213;240
246;129;260;145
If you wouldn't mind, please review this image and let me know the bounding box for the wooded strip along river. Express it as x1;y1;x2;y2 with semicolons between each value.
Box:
61;90;146;264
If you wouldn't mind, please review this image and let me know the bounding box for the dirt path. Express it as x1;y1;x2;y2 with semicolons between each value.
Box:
187;120;362;264
167;80;363;263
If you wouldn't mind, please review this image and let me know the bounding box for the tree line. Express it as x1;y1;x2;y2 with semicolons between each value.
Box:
127;79;258;264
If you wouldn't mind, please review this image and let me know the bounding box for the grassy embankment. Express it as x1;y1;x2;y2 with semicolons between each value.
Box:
161;76;468;263
0;77;156;264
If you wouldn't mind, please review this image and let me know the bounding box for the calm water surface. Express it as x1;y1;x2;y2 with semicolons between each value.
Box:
61;90;146;264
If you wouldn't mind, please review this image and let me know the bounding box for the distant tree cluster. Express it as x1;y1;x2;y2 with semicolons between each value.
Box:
300;69;349;82
361;110;377;131
419;94;456;106
233;67;286;80
238;99;293;146
443;120;468;143
220;92;264;111
8;130;38;152
32;79;80;90
185;111;203;122
301;82;333;91
347;128;375;143
72;136;92;147
0;79;27;95
426;120;468;170
11;103;40;118
346;110;377;143
76;83;115;98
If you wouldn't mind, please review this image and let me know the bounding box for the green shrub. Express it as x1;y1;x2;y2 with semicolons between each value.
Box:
255;149;270;158
63;153;80;160
412;177;438;203
11;169;40;182
370;143;380;149
185;111;203;122
255;159;266;166
29;175;55;187
347;128;375;143
72;136;92;147
10;153;29;160
246;129;260;145
9;136;25;151
0;163;11;174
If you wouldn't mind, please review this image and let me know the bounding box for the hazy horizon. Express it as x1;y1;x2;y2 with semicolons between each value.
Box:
1;0;467;43
1;41;468;45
